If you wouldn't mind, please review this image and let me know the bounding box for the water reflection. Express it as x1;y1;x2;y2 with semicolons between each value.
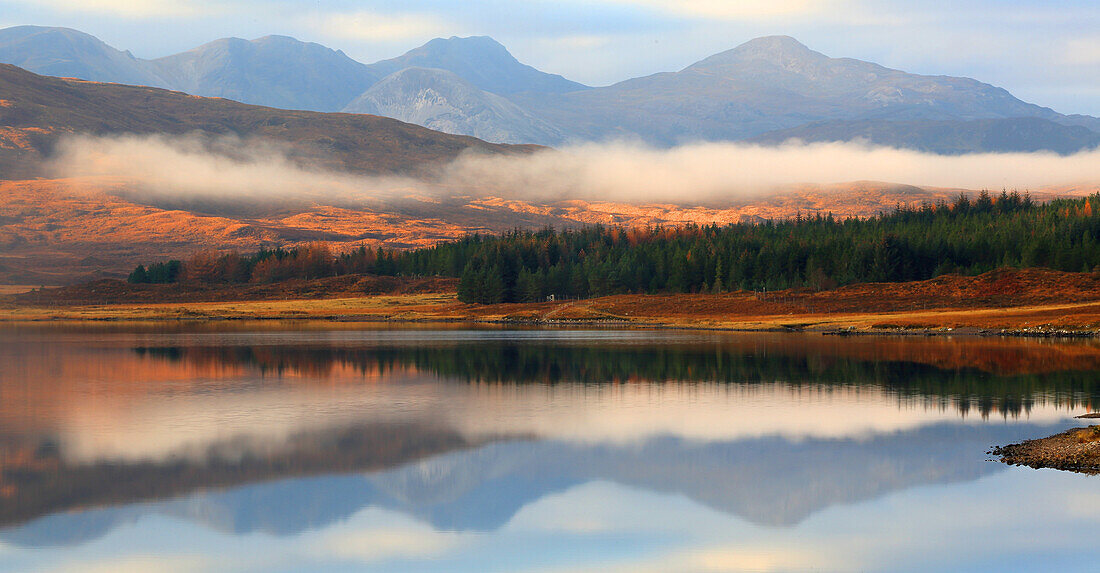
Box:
0;325;1098;571
129;335;1100;415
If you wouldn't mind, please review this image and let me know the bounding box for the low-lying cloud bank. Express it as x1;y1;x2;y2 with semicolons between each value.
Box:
448;140;1100;201
48;134;416;200
49;134;1100;203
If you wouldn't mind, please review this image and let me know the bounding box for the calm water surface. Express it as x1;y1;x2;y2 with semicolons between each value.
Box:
1;323;1099;572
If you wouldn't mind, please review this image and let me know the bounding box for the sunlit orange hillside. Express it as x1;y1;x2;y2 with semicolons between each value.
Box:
1;176;1095;286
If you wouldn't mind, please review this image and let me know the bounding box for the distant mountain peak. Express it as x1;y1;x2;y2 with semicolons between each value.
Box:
251;35;322;47
0;24;170;88
395;36;518;67
443;35;504;45
0;25;90;40
691;35;827;72
441;35;506;46
0;25;125;54
174;35;334;54
369;35;587;95
151;33;379;112
734;35;813;55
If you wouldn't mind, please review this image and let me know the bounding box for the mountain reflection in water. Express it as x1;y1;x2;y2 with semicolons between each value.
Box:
1;325;1098;572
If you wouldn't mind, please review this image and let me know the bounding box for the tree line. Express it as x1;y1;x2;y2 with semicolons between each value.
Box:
129;191;1100;304
128;242;401;285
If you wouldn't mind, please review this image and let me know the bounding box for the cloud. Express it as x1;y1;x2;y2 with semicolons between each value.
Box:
604;0;834;21
48;133;415;201
31;0;225;18
48;133;1100;208
308;10;455;43
444;140;1100;202
1062;36;1100;66
583;546;839;573
318;527;462;563
45;555;212;573
537;34;614;50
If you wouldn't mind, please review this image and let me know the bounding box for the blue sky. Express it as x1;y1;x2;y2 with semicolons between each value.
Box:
1;0;1097;115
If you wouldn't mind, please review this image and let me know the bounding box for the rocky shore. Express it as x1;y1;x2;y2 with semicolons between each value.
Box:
991;424;1100;474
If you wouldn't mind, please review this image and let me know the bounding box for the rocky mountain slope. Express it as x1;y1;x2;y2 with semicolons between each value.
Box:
343;67;565;144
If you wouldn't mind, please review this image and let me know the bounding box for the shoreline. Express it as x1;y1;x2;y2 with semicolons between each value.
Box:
5;268;1100;335
3;301;1099;338
991;425;1100;475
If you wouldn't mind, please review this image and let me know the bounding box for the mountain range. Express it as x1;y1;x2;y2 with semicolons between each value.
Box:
0;62;530;179
1;25;1097;153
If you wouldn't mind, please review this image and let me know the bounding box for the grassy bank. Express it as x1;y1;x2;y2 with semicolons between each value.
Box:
4;287;1100;336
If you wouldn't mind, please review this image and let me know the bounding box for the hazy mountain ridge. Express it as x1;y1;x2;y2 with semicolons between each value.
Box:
150;35;380;112
367;36;588;95
0;27;586;115
512;35;1083;146
0;26;169;89
0;26;1097;151
750;116;1100;154
1059;114;1100;133
687;36;1053;121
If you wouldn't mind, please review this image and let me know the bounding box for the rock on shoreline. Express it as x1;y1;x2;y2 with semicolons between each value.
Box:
991;425;1100;474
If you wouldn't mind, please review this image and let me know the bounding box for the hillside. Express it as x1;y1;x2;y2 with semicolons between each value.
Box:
8;176;1090;286
2;176;1095;287
0;63;532;179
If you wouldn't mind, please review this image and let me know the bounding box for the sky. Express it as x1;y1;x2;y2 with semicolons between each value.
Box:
0;0;1097;115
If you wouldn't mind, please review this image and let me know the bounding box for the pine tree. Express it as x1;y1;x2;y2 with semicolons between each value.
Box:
127;264;149;284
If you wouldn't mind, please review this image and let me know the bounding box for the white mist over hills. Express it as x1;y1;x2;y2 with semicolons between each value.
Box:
49;134;1100;203
1;25;1098;154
